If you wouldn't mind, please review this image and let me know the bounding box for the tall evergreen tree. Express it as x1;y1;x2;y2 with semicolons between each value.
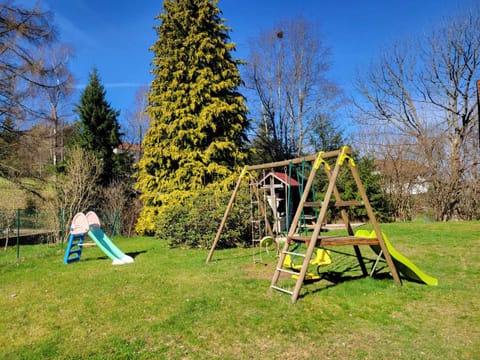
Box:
135;0;250;234
0;118;18;177
74;68;122;185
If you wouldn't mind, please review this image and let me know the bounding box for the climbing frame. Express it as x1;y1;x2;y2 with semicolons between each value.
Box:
206;147;401;303
206;153;321;263
270;147;401;303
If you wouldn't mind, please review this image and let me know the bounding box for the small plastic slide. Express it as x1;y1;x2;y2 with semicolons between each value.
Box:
85;211;133;265
63;211;133;265
87;223;134;265
355;230;438;286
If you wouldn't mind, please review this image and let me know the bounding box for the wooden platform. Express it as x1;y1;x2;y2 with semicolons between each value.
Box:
291;235;380;246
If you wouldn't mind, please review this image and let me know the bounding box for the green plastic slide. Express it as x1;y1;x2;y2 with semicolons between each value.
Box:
355;230;438;286
88;225;134;265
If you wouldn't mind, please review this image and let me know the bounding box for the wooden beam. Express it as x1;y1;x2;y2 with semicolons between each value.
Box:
291;235;380;246
246;149;342;171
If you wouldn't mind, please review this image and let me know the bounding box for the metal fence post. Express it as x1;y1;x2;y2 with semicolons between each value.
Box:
16;208;20;261
59;208;65;247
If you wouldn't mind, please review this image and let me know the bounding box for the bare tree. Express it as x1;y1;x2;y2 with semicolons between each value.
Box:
51;146;102;240
124;85;150;146
355;11;480;221
0;2;73;182
245;17;342;162
373;136;430;221
36;44;74;166
100;180;142;237
0;2;56;125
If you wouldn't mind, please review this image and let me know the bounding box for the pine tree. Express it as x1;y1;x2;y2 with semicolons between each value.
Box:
0;118;19;176
135;0;250;234
74;68;122;186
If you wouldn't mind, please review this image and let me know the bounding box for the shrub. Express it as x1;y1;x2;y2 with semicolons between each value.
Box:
155;186;251;249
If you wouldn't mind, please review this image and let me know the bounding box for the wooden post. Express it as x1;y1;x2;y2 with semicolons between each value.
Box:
206;167;247;263
290;157;342;303
349;162;402;285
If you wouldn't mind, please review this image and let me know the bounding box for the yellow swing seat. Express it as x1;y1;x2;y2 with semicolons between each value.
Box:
283;249;332;281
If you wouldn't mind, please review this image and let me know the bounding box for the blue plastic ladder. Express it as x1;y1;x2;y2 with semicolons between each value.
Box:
63;233;86;264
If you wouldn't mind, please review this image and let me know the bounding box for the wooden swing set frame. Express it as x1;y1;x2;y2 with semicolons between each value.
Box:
206;147;401;303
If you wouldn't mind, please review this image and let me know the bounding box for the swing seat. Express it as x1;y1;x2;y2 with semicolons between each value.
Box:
283;254;302;270
310;249;332;266
283;250;328;282
260;236;274;248
292;272;321;281
283;248;332;270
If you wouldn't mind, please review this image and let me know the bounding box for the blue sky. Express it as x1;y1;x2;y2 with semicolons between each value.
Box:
22;0;479;127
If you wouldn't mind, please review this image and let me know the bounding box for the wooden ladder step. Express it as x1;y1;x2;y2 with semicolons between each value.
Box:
303;201;322;207
271;285;294;295
335;200;364;207
283;250;306;257
276;267;300;276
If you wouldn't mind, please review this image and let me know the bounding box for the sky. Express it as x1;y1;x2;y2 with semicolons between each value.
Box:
21;0;479;130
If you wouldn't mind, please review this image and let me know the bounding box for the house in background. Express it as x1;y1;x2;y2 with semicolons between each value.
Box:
113;143;143;163
374;158;430;221
374;158;429;195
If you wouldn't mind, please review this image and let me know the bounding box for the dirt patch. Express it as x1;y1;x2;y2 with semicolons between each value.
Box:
241;262;277;279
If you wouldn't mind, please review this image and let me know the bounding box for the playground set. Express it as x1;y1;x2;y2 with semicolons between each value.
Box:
63;211;133;265
207;146;437;303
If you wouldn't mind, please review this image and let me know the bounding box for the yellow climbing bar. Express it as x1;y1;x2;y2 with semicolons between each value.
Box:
314;151;331;171
338;146;356;167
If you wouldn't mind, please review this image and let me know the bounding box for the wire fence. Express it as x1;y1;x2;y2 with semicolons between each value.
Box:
0;208;120;261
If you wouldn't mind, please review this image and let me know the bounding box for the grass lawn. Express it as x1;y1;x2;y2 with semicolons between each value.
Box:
0;178;26;210
1;221;479;359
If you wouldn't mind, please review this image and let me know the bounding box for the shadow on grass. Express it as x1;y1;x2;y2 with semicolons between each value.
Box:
83;250;147;262
297;253;394;299
126;250;147;259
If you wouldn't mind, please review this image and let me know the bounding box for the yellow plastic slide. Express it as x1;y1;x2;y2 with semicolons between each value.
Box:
355;230;438;286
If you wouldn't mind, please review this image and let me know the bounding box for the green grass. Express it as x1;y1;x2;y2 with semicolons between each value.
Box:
1;221;479;359
0;178;26;209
